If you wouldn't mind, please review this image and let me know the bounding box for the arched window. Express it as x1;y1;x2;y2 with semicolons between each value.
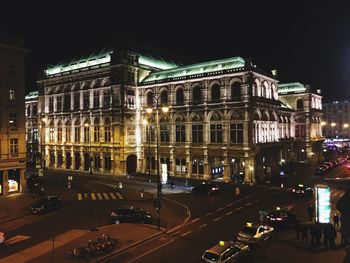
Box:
104;118;111;142
297;99;303;109
211;84;221;102
146;92;153;107
231;82;241;100
176;88;184;106
160;90;168;106
192;86;202;105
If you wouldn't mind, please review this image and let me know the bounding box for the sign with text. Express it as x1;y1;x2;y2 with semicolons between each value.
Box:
315;184;331;223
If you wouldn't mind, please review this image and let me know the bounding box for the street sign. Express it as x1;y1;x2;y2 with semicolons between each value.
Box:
38;168;43;177
315;184;331;223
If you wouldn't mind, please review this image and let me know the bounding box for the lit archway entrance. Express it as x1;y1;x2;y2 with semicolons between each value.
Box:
126;155;137;175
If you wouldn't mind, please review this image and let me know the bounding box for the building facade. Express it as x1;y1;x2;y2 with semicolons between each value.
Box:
278;82;324;163
34;49;315;183
0;34;29;194
322;100;350;139
25;91;39;166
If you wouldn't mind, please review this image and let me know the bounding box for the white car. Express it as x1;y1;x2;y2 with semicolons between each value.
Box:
201;240;249;263
237;223;274;245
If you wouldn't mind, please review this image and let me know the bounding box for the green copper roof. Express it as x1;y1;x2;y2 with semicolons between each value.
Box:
45;49;113;76
141;56;245;83
25;90;39;100
139;54;179;70
278;82;308;94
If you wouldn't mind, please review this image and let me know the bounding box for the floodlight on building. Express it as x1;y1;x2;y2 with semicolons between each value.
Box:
344;123;349;128
331;122;336;127
321;121;326;126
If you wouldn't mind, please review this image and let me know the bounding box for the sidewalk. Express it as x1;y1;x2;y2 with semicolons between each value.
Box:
0;224;164;263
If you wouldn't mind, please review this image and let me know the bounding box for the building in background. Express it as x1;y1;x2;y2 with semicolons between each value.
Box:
34;49;328;183
0;34;29;195
25;91;39;167
278;82;324;163
322;100;350;140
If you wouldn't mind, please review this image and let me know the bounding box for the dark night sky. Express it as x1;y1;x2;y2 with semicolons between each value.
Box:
1;1;350;101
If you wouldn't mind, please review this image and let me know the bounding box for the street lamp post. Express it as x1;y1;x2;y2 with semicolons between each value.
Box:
84;123;92;175
142;119;152;183
146;96;168;231
40;117;47;176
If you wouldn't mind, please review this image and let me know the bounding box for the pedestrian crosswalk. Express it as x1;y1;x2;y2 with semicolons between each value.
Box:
77;192;124;201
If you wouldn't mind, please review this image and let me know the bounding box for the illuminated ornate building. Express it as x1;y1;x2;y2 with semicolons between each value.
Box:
278;82;324;163
35;49;307;183
0;34;29;194
140;58;293;183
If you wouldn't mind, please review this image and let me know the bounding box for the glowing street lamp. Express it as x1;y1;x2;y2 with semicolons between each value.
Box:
331;122;336;127
321;121;327;126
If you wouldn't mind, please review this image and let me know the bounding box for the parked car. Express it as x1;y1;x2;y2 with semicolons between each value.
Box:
291;184;313;198
237;223;274;246
191;182;220;195
110;207;152;224
30;195;62;214
315;167;325;176
265;207;297;229
201;240;249;263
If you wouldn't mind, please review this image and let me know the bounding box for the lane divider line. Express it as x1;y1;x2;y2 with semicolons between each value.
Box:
225;211;233;216
191;218;199;223
199;224;207;229
205;212;213;216
217;207;225;211
213;217;222;222
181;231;192;237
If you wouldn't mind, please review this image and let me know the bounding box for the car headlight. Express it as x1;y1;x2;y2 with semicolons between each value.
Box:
146;215;151;218
111;212;117;217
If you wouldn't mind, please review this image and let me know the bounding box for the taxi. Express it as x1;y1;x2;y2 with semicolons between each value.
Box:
201;240;249;263
266;207;297;229
291;184;313;198
237;222;274;245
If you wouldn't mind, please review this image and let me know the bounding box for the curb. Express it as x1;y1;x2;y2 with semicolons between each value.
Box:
0;211;31;225
93;228;166;263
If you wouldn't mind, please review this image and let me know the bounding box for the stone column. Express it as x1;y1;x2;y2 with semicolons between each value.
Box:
244;155;256;185
223;150;230;182
3;170;9;195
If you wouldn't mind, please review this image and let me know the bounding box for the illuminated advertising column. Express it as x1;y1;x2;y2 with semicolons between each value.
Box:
315;184;331;223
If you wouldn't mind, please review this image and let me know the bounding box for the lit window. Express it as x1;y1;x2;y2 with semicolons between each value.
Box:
9;89;15;101
10;138;18;154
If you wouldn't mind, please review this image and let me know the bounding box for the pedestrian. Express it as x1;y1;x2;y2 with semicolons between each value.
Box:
301;224;308;242
295;219;301;240
307;205;314;221
323;224;330;248
235;186;240;197
329;224;337;248
315;222;322;247
333;213;340;229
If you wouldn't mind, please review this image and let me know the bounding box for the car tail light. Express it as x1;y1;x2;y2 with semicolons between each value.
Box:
276;218;282;221
301;190;304;193
292;189;295;192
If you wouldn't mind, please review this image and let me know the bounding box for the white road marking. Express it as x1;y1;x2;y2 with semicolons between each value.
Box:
115;192;124;199
236;207;243;211
102;193;109;200
77;193;82;200
213;217;222;222
191;218;200;223
245;202;252;207
225;211;233;216
217;207;225;211
97;193;103;200
224;203;233;208
5;235;31;245
91;193;96;200
199;224;207;229
181;231;192;237
109;192;117;199
205;212;213;216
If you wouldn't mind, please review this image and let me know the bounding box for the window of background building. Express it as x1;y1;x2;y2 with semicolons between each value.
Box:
56;96;62;112
192;124;203;143
83;92;90;109
9;113;17;127
10;138;18;154
49;127;54;142
49;97;54;112
230;123;243;143
66;127;71;142
176;89;184;105
75;127;80;142
192;86;202;105
210;124;222;143
74;93;80;110
104;90;111;108
104;125;111;142
160;124;169;142
94;126;100;142
93;91;100;108
33;128;38;141
175;124;186;142
146;125;155;142
84;127;90;143
57;127;62;142
9;89;15;101
64;93;71;111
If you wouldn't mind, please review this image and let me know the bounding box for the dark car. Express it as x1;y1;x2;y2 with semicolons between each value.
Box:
266;207;297;229
315;167;325;176
291;184;313;198
111;207;152;224
30;195;62;214
191;182;220;195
